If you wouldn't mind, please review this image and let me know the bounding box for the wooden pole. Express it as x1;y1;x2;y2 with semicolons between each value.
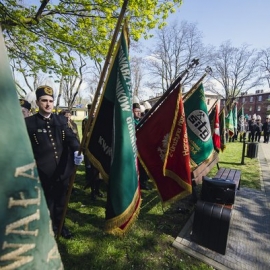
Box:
182;66;212;102
57;0;129;239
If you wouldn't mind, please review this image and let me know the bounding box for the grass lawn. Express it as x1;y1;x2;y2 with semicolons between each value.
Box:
58;132;260;269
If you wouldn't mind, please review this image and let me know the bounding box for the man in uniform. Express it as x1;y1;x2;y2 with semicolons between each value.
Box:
25;85;83;239
133;103;141;126
19;99;31;118
248;115;258;142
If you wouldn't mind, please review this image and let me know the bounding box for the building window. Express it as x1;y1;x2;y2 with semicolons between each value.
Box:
72;111;77;116
257;106;261;111
242;97;245;103
249;106;252;111
267;105;270;111
207;99;210;105
258;96;262;101
250;96;253;102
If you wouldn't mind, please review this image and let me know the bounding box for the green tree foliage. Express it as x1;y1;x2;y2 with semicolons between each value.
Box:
0;0;182;76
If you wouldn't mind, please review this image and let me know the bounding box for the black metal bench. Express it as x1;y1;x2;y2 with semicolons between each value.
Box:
191;167;241;255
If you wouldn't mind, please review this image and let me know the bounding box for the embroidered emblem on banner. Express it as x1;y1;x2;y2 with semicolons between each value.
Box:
187;110;211;141
157;133;169;162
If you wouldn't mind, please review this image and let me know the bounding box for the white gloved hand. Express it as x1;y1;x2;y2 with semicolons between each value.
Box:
74;151;84;165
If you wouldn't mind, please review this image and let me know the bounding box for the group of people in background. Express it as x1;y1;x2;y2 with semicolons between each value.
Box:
235;114;270;143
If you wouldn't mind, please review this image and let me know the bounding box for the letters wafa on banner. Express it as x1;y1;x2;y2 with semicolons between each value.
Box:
0;27;63;270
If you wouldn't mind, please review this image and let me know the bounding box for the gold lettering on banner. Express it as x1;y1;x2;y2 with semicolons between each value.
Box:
47;244;62;263
14;162;39;181
189;140;200;155
8;187;41;208
0;242;35;269
48;216;55;237
169;127;181;157
116;70;131;112
126;117;137;161
182;132;189;156
5;210;40;236
118;47;131;87
98;136;112;156
169;114;190;157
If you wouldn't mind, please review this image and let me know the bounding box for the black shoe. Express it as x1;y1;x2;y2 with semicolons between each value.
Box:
61;226;73;239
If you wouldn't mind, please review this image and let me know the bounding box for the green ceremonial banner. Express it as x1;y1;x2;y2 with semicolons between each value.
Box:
184;83;214;167
238;105;245;133
0;28;63;269
232;103;238;131
219;108;227;151
226;109;234;137
86;24;141;235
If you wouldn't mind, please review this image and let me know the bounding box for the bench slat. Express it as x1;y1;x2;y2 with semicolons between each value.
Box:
213;167;241;190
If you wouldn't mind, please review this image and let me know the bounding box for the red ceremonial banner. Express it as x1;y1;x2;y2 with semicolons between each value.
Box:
213;103;221;151
136;87;192;204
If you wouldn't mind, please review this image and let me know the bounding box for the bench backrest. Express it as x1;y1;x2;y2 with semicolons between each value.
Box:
192;151;219;185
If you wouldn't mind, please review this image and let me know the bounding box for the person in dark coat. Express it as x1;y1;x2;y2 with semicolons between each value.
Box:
59;109;80;195
82;104;104;200
262;115;270;143
255;116;263;143
25;85;83;239
19;99;31;118
248;116;258;142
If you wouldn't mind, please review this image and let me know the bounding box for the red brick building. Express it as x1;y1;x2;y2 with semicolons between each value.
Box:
221;90;270;120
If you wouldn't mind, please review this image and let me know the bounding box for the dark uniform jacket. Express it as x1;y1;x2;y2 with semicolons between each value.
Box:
25;113;80;183
248;120;258;133
263;122;270;133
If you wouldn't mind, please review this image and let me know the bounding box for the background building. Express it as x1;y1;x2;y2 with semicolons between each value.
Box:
221;90;270;119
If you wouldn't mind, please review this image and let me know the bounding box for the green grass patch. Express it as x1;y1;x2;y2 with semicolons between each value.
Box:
208;141;260;189
58;141;260;269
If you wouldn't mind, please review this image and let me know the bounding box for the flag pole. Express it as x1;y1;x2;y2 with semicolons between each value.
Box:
57;0;129;239
182;66;212;102
136;58;200;130
208;99;219;114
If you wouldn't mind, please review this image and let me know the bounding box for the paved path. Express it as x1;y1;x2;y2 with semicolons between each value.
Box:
173;142;270;270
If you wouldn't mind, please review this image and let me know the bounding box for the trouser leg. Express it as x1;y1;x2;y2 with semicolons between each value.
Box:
53;178;69;229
